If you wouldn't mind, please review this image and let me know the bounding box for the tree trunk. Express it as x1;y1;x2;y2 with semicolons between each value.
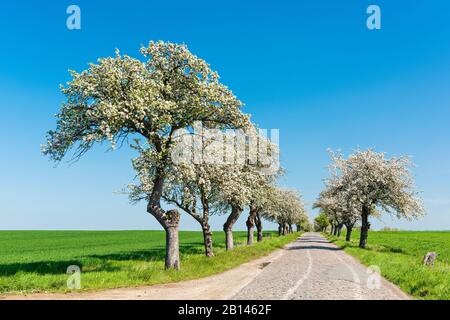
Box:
199;194;213;257
337;224;343;238
223;205;243;250
278;224;282;236
147;205;181;270
202;223;214;257
178;210;213;257
246;206;257;245
256;212;263;242
289;224;293;234
246;220;254;245
359;206;370;248
147;171;181;270
330;224;334;235
296;224;301;232
165;224;180;269
345;223;353;242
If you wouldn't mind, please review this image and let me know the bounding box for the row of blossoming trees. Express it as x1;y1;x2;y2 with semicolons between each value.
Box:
314;149;425;248
42;41;308;270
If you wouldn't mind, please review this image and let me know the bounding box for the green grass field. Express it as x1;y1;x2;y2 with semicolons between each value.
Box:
328;230;450;300
0;230;299;295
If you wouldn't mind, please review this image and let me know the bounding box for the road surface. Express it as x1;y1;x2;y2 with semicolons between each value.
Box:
233;232;409;300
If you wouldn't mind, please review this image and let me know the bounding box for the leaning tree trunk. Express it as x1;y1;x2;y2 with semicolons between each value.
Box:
246;206;257;245
359;206;370;248
284;223;289;235
330;224;334;235
147;173;181;270
345;223;353;242
278;224;282;236
337;224;343;238
199;196;214;257
191;215;213;257
333;223;338;236
255;212;263;242
175;206;213;257
223;205;243;250
202;221;214;257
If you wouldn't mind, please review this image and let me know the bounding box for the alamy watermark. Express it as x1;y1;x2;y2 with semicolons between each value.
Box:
65;4;381;31
366;265;381;290
66;5;81;30
367;5;381;30
170;122;280;175
67;265;81;289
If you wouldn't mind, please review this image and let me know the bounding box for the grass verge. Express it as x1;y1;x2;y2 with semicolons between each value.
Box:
0;230;299;294
326;230;450;300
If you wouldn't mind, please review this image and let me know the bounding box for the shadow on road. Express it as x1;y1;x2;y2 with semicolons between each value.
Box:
286;235;343;251
287;245;342;251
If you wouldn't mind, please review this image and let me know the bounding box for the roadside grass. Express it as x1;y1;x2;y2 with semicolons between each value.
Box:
327;230;450;300
0;230;299;295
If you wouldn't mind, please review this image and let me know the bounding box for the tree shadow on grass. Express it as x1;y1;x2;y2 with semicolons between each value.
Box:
0;242;207;276
377;245;407;254
0;259;97;276
85;242;208;262
0;233;280;277
327;240;407;255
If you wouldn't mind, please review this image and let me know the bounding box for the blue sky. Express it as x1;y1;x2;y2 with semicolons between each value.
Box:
1;0;449;231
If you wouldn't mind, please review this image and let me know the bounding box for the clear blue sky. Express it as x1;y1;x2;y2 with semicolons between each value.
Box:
1;0;449;231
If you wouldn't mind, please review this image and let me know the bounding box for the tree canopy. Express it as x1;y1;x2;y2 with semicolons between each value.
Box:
317;149;424;247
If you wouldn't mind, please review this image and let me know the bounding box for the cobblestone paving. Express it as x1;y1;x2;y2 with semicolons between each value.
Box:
233;232;410;300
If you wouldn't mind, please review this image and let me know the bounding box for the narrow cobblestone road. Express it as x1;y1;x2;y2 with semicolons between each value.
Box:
233;232;410;300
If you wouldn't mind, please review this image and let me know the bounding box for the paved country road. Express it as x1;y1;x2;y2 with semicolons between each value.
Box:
1;233;410;300
233;232;410;300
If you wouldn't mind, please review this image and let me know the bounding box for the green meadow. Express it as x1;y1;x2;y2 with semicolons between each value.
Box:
0;230;298;295
329;230;450;300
